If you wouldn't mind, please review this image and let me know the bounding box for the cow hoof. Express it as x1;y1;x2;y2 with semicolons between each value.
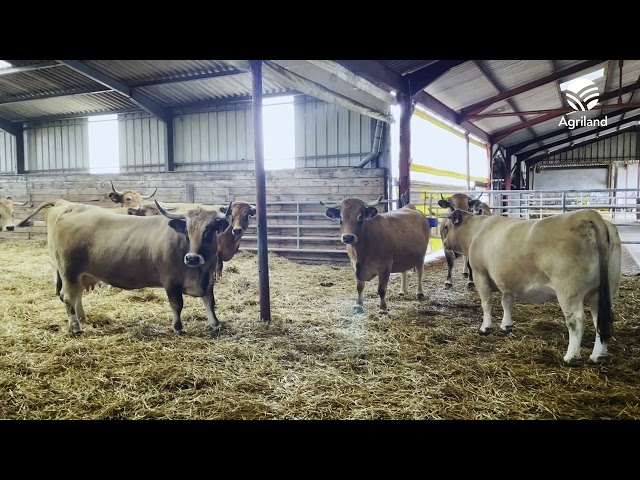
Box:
69;329;84;336
417;293;425;301
378;309;389;315
444;282;452;289
478;327;493;336
587;355;608;365
209;325;222;335
462;272;469;278
500;325;513;334
466;282;475;290
564;357;584;367
353;305;364;314
173;329;186;336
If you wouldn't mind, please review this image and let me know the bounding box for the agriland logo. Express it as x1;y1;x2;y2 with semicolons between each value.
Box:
559;77;607;129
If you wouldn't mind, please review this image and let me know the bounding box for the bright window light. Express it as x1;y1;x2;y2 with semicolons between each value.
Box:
560;67;605;91
0;60;12;69
88;114;119;174
263;95;295;170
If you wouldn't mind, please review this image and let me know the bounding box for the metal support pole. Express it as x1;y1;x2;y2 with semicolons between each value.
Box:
15;127;25;174
251;60;271;322
465;132;470;190
166;116;175;172
398;93;412;206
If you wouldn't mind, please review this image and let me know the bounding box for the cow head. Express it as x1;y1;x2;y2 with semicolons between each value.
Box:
219;201;256;237
155;200;230;268
438;192;485;213
441;209;475;254
0;197;29;231
108;180;157;208
471;201;492;216
321;195;383;245
126;202;177;217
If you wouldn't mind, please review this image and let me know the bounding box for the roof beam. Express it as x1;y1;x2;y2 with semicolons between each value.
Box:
404;60;467;93
459;60;606;120
130;68;245;87
525;125;640;166
413;90;491;142
55;60;169;123
0;117;22;136
0;86;111;105
333;60;409;95
0;61;61;76
518;110;640;160
492;112;561;143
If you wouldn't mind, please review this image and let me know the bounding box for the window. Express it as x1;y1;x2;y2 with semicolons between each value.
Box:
88;114;119;174
559;68;605;91
0;60;12;69
262;95;295;170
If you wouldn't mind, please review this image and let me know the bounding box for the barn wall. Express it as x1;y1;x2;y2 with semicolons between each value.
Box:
0;167;386;262
24;119;90;173
532;166;608;190
0;130;16;173
294;95;378;168
118;113;166;173
174;105;255;172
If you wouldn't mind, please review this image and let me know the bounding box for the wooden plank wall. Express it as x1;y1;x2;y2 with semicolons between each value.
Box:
0;167;386;262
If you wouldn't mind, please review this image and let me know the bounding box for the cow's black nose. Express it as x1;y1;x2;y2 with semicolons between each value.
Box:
184;254;201;266
232;228;243;236
341;234;356;244
5;225;15;231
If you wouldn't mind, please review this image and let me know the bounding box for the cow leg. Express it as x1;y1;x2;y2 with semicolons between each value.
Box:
587;291;608;364
462;256;469;278
466;260;475;289
415;262;425;301
474;273;494;335
61;283;84;335
214;257;223;282
500;293;514;333
444;249;455;288
558;294;586;366
201;287;221;333
165;286;185;334
377;269;391;314
400;271;408;296
353;280;365;314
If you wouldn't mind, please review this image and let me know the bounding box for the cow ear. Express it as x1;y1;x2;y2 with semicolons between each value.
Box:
249;205;256;218
219;205;228;214
168;219;187;234
437;199;451;209
451;209;464;226
468;199;480;209
364;206;378;219
108;192;122;204
325;207;340;220
214;219;229;233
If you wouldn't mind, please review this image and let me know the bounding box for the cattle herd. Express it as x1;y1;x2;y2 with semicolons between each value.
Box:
0;183;624;367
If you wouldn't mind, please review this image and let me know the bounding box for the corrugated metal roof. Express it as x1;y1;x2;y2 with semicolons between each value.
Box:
379;60;438;75
83;60;238;84
480;60;554;91
0;91;137;121
426;62;498;111
0;66;99;99
139;73;291;105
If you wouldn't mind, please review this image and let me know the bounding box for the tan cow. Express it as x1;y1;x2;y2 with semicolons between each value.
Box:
127;200;256;282
322;196;431;314
437;192;490;289
107;180;157;208
49;200;230;335
0;197;30;231
441;208;622;366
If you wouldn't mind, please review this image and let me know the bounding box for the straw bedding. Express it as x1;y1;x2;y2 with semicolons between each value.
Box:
1;240;639;420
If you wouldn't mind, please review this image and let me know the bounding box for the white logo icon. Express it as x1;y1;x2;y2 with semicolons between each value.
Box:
564;78;600;111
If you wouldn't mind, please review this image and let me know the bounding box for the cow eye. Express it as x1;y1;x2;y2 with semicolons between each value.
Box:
126;197;132;202
357;213;364;223
203;226;215;243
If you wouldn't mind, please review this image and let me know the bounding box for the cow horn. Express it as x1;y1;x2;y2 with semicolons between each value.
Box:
365;195;384;207
155;200;185;220
141;187;158;200
320;200;341;208
224;200;233;218
11;200;29;206
110;180;123;195
440;194;445;200
474;192;484;200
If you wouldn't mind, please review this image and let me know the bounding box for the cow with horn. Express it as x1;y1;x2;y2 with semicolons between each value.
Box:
48;199;231;335
1;196;31;231
321;195;431;314
108;180;158;208
437;192;491;289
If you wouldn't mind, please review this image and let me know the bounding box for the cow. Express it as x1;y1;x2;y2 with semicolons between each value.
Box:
321;195;430;314
48;199;231;335
441;208;622;366
437;192;490;289
0;197;30;231
127;200;257;282
107;180;157;208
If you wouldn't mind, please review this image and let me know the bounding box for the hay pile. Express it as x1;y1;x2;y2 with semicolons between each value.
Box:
1;240;639;420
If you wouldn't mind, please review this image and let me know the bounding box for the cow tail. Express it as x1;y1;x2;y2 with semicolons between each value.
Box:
17;200;57;227
595;217;614;343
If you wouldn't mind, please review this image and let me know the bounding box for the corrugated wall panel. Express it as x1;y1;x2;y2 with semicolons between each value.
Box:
174;105;255;171
0;131;16;173
25;119;89;172
541;130;640;167
118;113;165;173
294;96;374;168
